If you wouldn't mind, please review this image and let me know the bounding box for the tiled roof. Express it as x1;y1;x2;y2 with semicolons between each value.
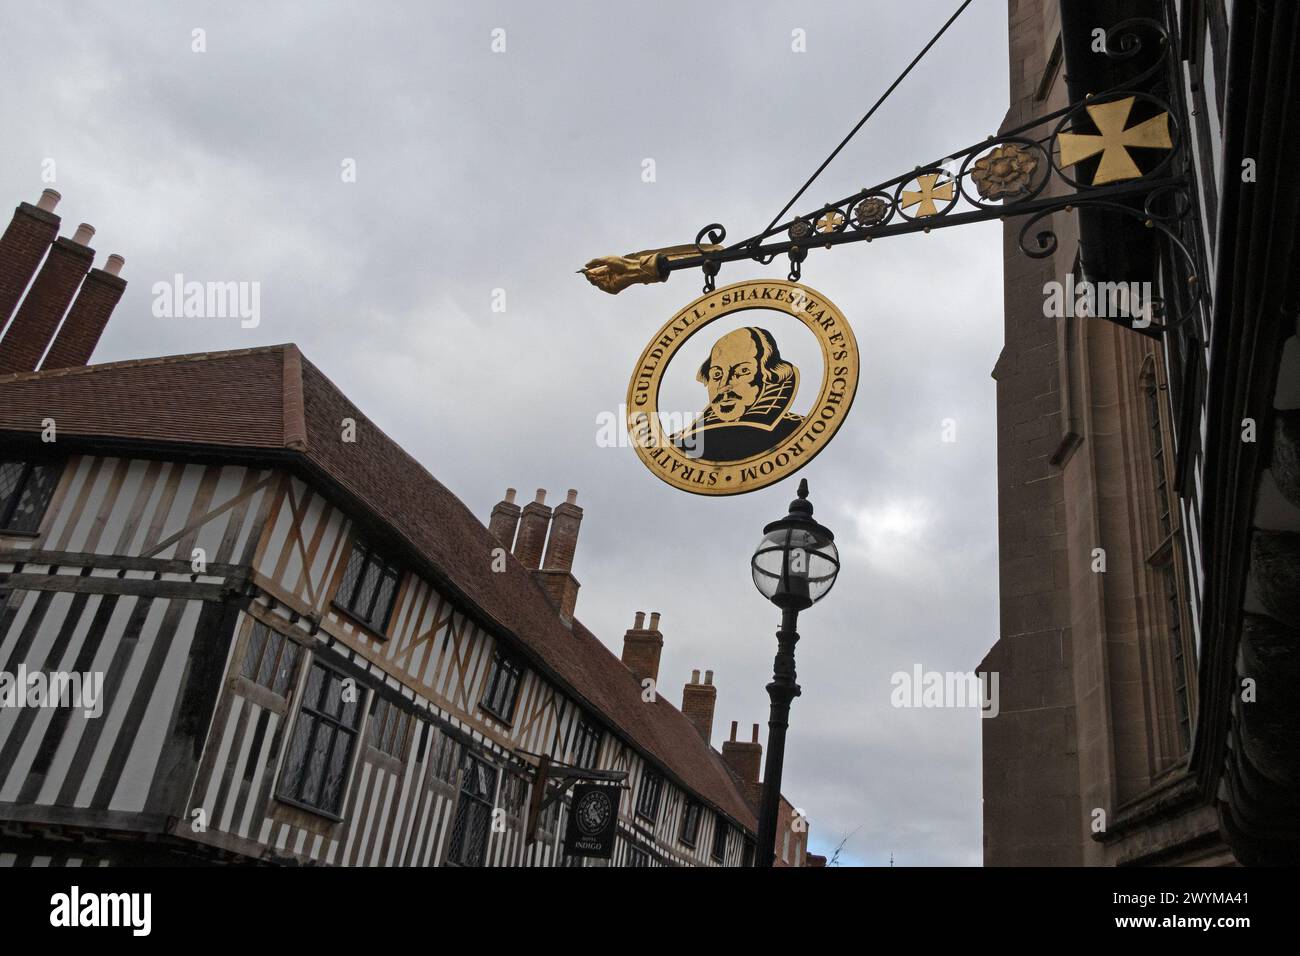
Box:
0;345;758;831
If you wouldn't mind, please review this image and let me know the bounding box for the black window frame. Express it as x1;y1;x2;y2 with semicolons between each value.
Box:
276;657;365;820
446;753;498;867
635;770;663;824
499;771;528;817
628;845;650;868
239;620;302;698
428;728;463;785
572;714;602;769
332;538;402;637
711;813;729;862
479;650;524;724
0;460;61;535
679;797;702;848
367;693;412;760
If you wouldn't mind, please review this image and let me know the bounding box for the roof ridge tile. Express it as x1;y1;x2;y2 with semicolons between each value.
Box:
0;342;294;385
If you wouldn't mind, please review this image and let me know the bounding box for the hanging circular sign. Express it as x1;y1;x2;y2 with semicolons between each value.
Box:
626;278;859;495
573;787;613;837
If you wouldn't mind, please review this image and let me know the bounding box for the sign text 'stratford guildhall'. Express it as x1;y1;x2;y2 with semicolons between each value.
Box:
626;279;860;496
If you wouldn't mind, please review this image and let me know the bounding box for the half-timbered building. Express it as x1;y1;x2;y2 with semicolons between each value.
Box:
0;191;818;867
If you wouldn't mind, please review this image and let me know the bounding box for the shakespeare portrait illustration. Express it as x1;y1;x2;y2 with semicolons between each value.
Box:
672;326;803;463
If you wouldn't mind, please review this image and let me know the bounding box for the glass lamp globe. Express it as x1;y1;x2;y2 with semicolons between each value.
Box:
751;479;840;611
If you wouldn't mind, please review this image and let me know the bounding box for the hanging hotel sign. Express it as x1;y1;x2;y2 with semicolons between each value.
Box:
563;783;621;859
626;279;859;496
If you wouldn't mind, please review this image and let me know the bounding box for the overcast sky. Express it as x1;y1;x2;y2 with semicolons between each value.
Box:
1;0;1009;866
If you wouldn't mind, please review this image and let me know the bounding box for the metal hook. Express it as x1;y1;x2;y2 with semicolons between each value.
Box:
702;258;721;294
787;245;807;282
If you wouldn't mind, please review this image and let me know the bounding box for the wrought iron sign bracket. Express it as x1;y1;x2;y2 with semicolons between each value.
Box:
516;750;629;846
582;18;1202;338
665;174;1191;273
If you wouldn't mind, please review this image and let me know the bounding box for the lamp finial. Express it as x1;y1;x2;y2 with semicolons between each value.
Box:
789;478;814;519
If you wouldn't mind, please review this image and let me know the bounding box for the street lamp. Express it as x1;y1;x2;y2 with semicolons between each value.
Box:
749;477;839;867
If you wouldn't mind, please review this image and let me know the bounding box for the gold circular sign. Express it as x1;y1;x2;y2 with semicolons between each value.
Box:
626;278;859;495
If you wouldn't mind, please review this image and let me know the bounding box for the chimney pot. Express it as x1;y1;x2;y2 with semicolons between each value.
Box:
0;214;94;374
71;223;95;246
682;667;717;745
512;489;552;569
38;248;128;371
566;488;578;504
634;611;645;629
649;611;661;630
541;484;583;575
621;611;663;685
522;484;584;623
722;718;763;796
704;669;714;685
0;194;62;363
488;487;523;550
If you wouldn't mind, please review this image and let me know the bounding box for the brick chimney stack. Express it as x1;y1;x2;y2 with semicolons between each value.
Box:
542;488;582;574
488;487;521;549
512;488;551;569
0;190;62;345
721;721;764;808
621;610;663;686
682;669;717;745
41;251;127;370
0;215;95;373
534;488;583;624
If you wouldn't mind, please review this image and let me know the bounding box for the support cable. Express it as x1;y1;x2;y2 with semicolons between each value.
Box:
753;0;976;245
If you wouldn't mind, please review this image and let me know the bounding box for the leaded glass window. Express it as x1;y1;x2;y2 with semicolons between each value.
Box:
679;798;701;847
277;659;364;817
447;754;497;867
0;461;60;534
635;770;663;824
333;539;401;635
240;621;301;697
711;813;729;862
368;694;412;759
480;651;523;723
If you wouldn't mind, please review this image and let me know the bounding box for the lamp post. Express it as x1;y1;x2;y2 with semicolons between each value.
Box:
749;478;839;868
